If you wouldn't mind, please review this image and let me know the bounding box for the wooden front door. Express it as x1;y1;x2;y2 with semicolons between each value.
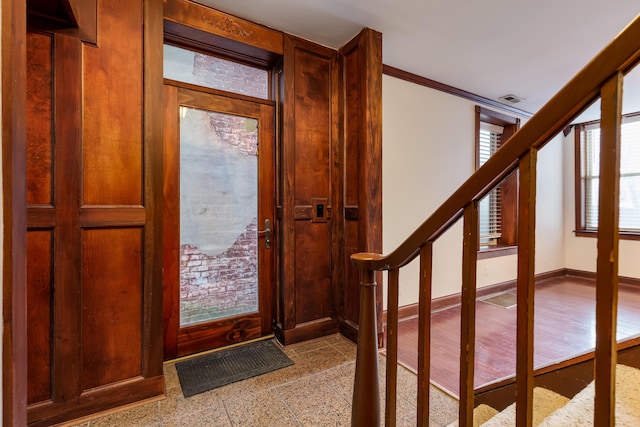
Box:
163;84;276;358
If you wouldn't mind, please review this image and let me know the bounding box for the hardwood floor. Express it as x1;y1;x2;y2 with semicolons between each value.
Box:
390;275;640;396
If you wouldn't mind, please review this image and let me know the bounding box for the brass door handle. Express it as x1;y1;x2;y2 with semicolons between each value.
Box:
257;219;271;248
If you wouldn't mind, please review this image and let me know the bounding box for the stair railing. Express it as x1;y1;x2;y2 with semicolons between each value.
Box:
351;13;640;427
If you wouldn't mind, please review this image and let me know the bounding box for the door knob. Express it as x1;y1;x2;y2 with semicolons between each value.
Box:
257;219;271;248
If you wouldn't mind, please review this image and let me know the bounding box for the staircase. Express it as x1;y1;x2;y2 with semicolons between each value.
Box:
350;11;640;427
449;364;640;427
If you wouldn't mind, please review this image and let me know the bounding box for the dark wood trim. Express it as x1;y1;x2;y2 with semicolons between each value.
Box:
79;207;147;227
383;64;533;118
477;245;517;260
163;0;283;60
274;318;339;346
27;376;165;426
142;0;165;380
27;0;97;44
163;78;276;106
383;268;569;322
3;0;28;424
565;268;640;286
52;32;83;404
574;229;640;240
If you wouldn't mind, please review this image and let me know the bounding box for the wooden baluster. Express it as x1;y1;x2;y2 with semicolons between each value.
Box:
417;243;433;426
459;202;479;426
516;149;537;427
594;71;623;427
386;268;399;427
352;260;381;427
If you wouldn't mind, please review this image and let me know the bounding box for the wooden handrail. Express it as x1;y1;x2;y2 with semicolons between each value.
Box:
351;12;640;427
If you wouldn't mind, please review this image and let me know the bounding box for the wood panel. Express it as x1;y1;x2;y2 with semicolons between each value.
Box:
83;0;143;206
279;34;339;343
162;84;180;359
82;228;143;390
23;0;165;424
26;231;53;404
294;222;331;323
26;31;53;206
342;41;361;336
3;0;29;423
339;28;383;342
163;0;283;57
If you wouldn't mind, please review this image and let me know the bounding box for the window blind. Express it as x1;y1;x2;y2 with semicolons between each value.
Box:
581;116;640;231
479;123;503;243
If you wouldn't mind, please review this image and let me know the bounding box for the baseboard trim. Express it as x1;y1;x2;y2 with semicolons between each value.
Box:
382;268;571;323
565;268;640;287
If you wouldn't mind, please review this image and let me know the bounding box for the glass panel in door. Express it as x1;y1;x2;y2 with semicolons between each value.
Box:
179;107;259;326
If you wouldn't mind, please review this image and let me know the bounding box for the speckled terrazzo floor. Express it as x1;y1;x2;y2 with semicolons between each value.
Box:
64;334;458;426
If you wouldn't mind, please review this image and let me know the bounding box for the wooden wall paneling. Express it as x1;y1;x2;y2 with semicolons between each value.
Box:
24;0;165;424
83;2;142;207
162;84;180;360
142;0;165;380
3;0;29;424
163;0;283;58
82;229;143;389
340;37;363;341
26;31;53;206
26;231;53;405
278;34;339;344
52;32;83;405
339;28;383;342
27;0;97;44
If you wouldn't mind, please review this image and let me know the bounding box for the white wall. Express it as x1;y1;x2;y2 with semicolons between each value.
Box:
382;75;566;307
563;128;640;278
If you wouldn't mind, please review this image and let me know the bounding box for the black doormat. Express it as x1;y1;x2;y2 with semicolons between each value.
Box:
175;339;294;398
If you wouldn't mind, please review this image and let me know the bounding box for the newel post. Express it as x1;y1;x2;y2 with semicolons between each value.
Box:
351;257;381;426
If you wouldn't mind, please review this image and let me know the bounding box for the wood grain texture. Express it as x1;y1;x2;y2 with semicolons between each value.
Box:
26;231;53;404
340;28;383;339
26;32;53;206
83;0;143;206
82;228;143;390
163;0;283;56
162;84;180;360
52;32;83;405
594;71;623;427
280;34;338;342
4;0;29;423
515;148;537;426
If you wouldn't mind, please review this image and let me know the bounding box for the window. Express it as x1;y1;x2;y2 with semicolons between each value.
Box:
475;106;520;250
575;114;640;237
163;44;269;99
478;122;503;243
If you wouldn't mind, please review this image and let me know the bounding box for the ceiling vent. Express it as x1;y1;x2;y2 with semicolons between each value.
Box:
499;94;524;104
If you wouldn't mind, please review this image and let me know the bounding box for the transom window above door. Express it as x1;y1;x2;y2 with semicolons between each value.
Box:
163;44;269;99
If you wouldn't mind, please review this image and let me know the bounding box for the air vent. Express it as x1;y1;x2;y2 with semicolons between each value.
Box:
499;94;524;104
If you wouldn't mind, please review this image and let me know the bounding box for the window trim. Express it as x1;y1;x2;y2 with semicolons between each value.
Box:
573;113;640;239
475;106;521;252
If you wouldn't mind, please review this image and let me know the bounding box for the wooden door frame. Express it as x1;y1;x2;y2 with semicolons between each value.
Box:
162;82;277;359
3;0;28;424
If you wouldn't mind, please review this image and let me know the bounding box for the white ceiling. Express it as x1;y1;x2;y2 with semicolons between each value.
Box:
195;0;640;119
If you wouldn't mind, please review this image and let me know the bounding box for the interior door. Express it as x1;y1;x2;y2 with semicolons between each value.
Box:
163;84;275;358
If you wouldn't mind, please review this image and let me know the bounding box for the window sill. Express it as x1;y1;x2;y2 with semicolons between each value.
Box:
574;230;640;241
477;245;517;260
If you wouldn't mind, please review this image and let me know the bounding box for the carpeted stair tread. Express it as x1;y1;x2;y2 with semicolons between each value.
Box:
446;404;499;427
538;364;640;427
480;387;569;426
